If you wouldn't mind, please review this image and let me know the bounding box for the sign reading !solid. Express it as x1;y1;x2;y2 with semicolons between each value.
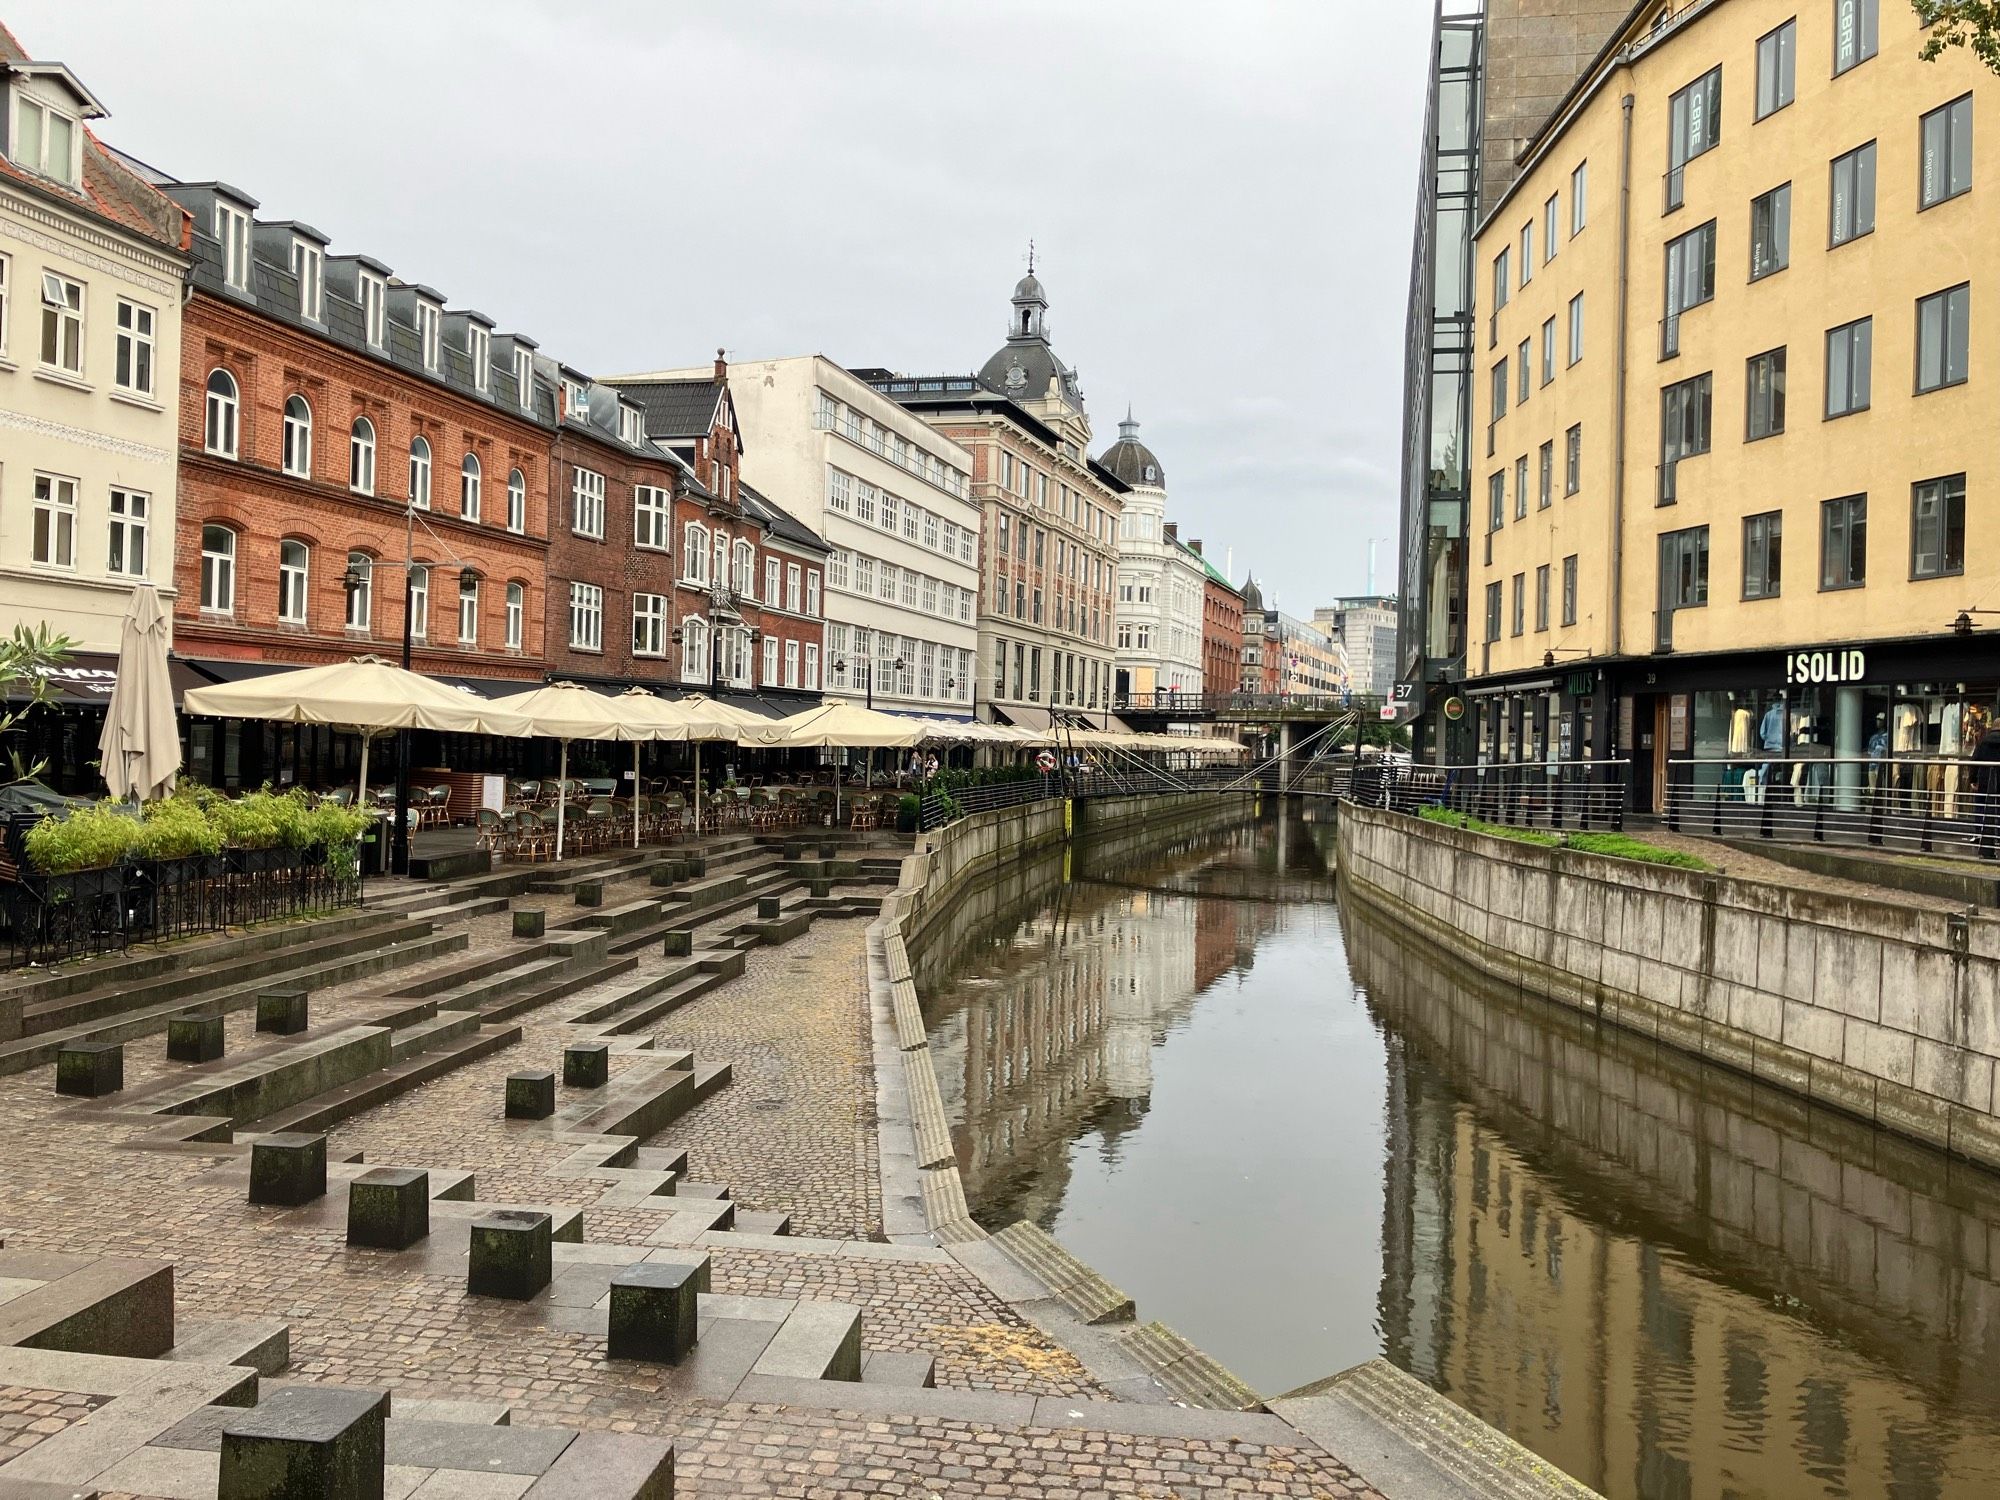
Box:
1784;649;1866;686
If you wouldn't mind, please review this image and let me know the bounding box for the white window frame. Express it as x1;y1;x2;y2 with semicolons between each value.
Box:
804;641;820;690
114;299;155;396
468;325;490;393
281;395;312;478
506;469;526;534
107;487;148;580
216;202;253;292
786;563;801;613
458;575;479;645
460;453;481;522
634;485;670;550
418;302;441;371
632;593;667;657
569;582;603;652
277;539;309;623
408;565;429;640
290;239;323;322
732;539;755;595
28;472;75;570
572;467;605;539
514;349;534;411
359;272;386;349
679;615;710;683
618;405;644;445
345;552;373;632
408;436;432;510
762;633;779;686
505;582;524;650
683;522;711;584
764;556;782;606
199;523;235;612
13;94;77;185
785;639;800;688
204;369;239;458
41;273;82;374
0;253;10;359
350;417;376;495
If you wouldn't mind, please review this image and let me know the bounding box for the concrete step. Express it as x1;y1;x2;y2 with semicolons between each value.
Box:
387;1008;480;1063
143;1025;393;1127
257;1023;521;1136
477;957;639;1024
161;1316;290;1377
990;1221;1135;1325
861;1350;936;1389
1115;1321;1262;1411
733;1210;792;1236
751;1300;862;1383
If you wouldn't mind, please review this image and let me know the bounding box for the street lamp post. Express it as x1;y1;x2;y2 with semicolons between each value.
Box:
342;503;478;877
830;655;905;712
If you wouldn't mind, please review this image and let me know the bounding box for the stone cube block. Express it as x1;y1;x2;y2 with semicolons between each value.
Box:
607;1255;710;1364
468;1209;552;1299
346;1167;429;1250
649;865;678;888
662;930;693;958
757;895;781;919
684;855;707;878
219;1384;389;1500
505;1069;556;1120
249;1132;327;1207
55;1041;122;1098
166;1012;225;1064
255;988;309;1035
512;907;546;939
807;879;832;899
564;1042;609;1089
819;842;839;860
575;879;604;908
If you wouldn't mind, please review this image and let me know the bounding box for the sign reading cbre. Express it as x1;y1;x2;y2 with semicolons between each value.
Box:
1783;649;1866;686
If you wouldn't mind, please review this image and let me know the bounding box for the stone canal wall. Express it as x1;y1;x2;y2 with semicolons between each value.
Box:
1338;802;2000;1171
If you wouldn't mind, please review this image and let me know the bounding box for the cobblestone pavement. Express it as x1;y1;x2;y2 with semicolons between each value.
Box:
0;1385;105;1461
0;855;1387;1496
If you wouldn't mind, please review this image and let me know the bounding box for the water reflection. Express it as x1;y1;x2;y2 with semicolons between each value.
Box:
918;805;2000;1500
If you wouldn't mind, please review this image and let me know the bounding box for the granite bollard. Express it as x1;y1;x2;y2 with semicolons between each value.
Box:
218;1384;389;1500
55;1041;123;1097
512;907;546;939
607;1255;710;1364
468;1210;552;1299
249;1132;328;1207
757;895;781;919
563;1042;609;1089
255;988;309;1035
574;879;604;908
166;1012;225;1064
505;1069;556;1119
662;929;693;958
346;1167;429;1250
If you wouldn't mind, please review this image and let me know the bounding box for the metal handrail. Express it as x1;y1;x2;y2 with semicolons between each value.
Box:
1664;754;2000;857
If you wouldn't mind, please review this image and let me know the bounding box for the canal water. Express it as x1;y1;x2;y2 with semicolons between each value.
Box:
917;803;2000;1500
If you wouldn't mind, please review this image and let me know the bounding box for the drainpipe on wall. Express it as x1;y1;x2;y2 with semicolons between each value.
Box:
1610;91;1635;660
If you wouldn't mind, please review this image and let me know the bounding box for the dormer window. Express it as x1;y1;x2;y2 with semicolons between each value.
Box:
12;94;76;186
290;240;323;322
468;326;490;393
216;202;252;292
618;406;644;445
359;272;386;349
418;303;441;371
563;381;588;421
514;350;533;411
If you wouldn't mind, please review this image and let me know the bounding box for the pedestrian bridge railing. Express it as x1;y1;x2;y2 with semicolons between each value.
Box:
1664;755;2000;859
1366;759;1632;833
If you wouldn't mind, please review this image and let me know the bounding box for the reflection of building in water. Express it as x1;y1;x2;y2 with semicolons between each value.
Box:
1350;898;2000;1500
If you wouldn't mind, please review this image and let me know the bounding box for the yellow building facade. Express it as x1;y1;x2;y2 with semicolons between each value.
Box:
1469;0;1996;811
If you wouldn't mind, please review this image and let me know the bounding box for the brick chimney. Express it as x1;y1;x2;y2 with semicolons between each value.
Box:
713;347;727;385
1188;538;1204;556
1163;521;1178;543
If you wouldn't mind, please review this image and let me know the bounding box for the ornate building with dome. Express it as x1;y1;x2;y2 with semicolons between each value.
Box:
1101;412;1205;702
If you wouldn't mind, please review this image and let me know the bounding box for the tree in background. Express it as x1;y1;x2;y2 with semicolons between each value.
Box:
1914;2;2000;72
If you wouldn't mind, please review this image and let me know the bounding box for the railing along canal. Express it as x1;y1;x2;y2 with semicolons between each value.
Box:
1665;754;2000;858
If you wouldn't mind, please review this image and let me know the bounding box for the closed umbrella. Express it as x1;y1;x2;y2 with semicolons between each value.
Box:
613;689;692;848
97;583;181;803
486;681;654;860
182;654;531;809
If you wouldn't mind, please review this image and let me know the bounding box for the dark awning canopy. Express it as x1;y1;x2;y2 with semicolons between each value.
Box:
4;653;215;708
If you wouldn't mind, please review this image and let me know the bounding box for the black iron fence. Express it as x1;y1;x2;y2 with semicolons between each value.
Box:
0;843;364;969
1372;759;1631;832
1665;756;2000;859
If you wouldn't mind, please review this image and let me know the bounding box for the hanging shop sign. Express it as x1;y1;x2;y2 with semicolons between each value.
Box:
1784;649;1867;685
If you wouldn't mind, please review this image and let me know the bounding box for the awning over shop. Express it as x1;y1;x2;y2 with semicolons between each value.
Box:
992;704;1054;733
6;653;216;708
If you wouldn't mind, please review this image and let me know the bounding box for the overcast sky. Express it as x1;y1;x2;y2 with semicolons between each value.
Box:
16;1;1432;611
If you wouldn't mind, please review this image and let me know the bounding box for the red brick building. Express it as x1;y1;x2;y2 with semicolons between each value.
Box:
616;358;828;713
1188;540;1243;698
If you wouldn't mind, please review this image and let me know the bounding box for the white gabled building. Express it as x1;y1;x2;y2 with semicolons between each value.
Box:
1101;414;1204;702
613;354;982;719
0;28;188;655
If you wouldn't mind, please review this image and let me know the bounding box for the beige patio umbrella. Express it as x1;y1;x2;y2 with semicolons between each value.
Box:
672;694;777;835
612;689;693;848
740;700;925;821
486;681;655;860
182;654;531;808
97;584;181;803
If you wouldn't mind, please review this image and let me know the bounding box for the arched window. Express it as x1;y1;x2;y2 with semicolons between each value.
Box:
506;469;526;533
505;582;525;650
457;571;480;644
460;453;481;522
679;615;709;684
203;369;239;458
281;395;312;478
344;551;373;632
349;417;376;494
732;539;755;594
408;436;432;510
199;525;235;612
278;539;309;623
408;564;430;638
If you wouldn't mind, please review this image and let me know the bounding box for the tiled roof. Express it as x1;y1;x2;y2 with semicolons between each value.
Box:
0;24;187;252
615;379;723;439
740;483;830;555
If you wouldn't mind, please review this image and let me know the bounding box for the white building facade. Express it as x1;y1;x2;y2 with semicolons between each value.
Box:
0;38;187;654
1313;596;1398;702
617;355;981;719
1101;415;1203;701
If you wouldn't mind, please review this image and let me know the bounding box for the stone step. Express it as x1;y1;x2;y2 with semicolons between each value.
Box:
394;1397;512;1425
750;1300;862;1382
24;917;437;1035
258;1024;521;1137
889;978;927;1050
1116;1321;1262;1411
142;1026;392;1127
0;929;470;1078
161;1316;291;1378
598;968;738;1034
562;959;707;1024
395;891;510;924
674;1181;731;1200
0;1248;177;1360
387;1008;480;1063
860;1350;936;1388
990;1221;1135;1326
732;1210;792;1237
900;1052;955;1172
388;945;528;998
479;958;639;1024
554;897;669;937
